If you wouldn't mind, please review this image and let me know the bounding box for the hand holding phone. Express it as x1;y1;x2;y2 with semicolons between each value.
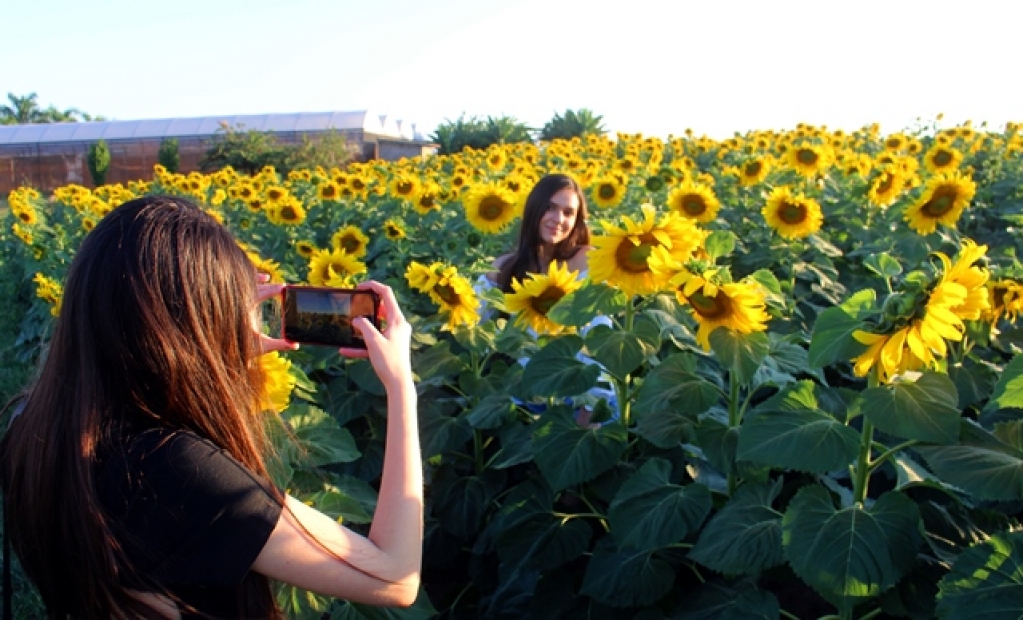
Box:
281;285;381;348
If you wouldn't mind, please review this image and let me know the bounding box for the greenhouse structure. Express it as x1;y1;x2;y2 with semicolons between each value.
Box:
0;110;436;192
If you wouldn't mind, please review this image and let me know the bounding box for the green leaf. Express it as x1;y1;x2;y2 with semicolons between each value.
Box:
580;540;675;608
861;372;961;444
585;324;650;379
864;252;903;279
548;282;629;328
493;479;591;571
331;589;436;619
490;423;535;469
607;458;712;552
917;420;1023;501
633;407;695;449
466;393;515;430
532;409;628;491
709;329;770;386
936;530;1023;618
987;354;1023;412
633;353;720;418
783;487;921;607
346;359;385;396
675;583;781;619
694;416;738;476
690;480;785;576
522;335;601;398
808;306;867;369
286;403;361;466
413;340;464;383
737;382;861;474
433;467;504;538
950;359;998;409
840;288;879;318
419;404;472;458
302;489;371;524
704;230;735;260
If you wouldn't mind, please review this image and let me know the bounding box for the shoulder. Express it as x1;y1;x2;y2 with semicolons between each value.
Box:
565;245;592;273
492;253;514;270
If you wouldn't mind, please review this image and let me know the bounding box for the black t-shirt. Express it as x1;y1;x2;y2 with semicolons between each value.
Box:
96;427;284;619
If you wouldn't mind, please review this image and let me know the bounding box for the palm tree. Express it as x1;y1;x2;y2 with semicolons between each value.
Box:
0;92;45;125
540;108;607;141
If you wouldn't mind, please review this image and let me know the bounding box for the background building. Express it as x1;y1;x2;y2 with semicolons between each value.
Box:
0;110;436;192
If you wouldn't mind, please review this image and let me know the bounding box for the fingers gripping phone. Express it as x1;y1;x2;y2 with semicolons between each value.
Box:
281;286;381;348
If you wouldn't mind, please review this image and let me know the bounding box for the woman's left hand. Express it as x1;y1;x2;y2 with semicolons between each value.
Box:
254;274;299;354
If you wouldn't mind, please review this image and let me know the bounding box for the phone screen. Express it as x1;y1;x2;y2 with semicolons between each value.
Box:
282;286;379;348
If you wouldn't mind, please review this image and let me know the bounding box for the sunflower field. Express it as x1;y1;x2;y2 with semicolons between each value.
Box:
4;119;1023;619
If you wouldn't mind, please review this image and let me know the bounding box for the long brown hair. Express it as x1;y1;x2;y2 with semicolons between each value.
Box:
496;173;590;291
0;196;279;618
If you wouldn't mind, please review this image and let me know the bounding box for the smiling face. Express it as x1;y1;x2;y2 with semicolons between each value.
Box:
539;187;581;246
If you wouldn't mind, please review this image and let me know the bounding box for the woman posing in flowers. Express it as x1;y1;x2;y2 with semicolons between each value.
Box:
489;173;592;290
0;196;422;618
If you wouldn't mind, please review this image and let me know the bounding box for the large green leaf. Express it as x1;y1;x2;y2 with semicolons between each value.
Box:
950;359;998;409
432;466;505;538
710;329;770;386
607;458;712;552
522;335;601;398
490;423;535;469
548;282;629;328
532;409;628;490
580;539;674;608
419;405;472;458
466;393;515;430
585;324;651;379
303;489;371;524
633;352;721;418
737;382;861;474
987;354;1023;412
694;416;738;476
633;407;696;449
675;583;781;619
808;306;867;369
412;340;464;383
861;372;961;444
916;420;1023;501
331;589;437;619
493;479;592;571
286;403;361;466
783;487;921;607
690;480;785;575
936;530;1023;619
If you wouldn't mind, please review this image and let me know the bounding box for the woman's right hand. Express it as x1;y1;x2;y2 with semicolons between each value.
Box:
338;281;413;391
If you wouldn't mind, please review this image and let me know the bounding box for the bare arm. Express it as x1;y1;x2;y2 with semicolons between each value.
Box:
252;282;423;607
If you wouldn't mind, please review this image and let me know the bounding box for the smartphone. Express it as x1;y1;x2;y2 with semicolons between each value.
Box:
281;286;380;348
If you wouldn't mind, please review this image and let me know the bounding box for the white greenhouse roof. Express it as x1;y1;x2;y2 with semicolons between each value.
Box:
0;110;427;146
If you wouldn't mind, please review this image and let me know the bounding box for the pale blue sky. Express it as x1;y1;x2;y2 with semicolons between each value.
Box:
5;0;1020;139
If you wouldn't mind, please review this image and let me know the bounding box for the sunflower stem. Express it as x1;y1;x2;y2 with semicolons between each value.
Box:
619;299;636;432
727;373;741;496
852;374;880;506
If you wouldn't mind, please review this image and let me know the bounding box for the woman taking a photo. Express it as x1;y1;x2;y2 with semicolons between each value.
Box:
1;195;422;619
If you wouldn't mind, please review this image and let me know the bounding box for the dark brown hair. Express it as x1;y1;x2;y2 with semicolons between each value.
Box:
496;173;590;291
0;196;279;618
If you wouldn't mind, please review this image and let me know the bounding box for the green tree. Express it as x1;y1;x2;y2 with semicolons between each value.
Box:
0;93;44;124
87;140;111;186
430;114;533;155
198;123;290;175
285;130;358;171
540;108;606;141
157;138;180;173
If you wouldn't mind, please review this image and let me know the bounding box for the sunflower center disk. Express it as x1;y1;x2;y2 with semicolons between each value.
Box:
615;236;657;274
434;284;459;305
689;291;729;319
933;151;953;166
530;288;566;316
779;202;807;224
479;196;510;221
683;196;706;216
341;237;360;252
281;207;298;221
923;191;955;217
745;163;762;176
397;182;414;195
797;150;818;165
599;184;617;200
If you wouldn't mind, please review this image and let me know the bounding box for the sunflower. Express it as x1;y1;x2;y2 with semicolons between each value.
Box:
307;248;367;286
265;197;306;226
983;279;1023;324
11;223;33;245
294;240;316;258
672;267;770;351
884;133;908;152
738;157;771;186
331;225;369;258
904;170;976;235
404;261;480;330
787;143;831;178
923;145;963;175
258;351;295;414
505;261;583;335
412;182;443;215
383;219;407;240
485;146;509;171
462;182;520;234
866;166;906;208
589;176;627;209
317;180;343;202
245;250;284;283
761;187;823;239
588;204;708;297
33;273;63;317
265;185;289;204
934;239;990;322
666;181;720;224
388;174;421;201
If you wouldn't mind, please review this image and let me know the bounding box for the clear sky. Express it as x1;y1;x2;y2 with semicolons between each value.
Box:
5;0;1021;140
